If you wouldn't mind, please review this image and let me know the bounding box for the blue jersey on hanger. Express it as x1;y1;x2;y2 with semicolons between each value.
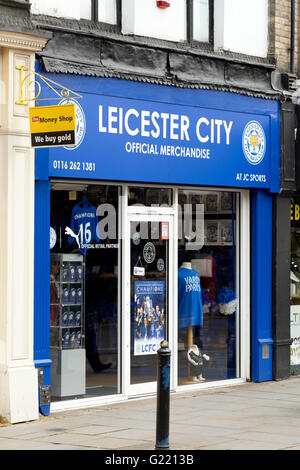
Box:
178;267;203;329
68;199;100;254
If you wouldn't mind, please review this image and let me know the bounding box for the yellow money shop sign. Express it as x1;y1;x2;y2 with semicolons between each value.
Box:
29;104;76;148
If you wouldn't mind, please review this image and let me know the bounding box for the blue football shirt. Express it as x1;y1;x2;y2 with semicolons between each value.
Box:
68;200;100;254
178;267;203;328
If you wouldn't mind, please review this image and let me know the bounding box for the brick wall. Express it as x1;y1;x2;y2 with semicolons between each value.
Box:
269;0;299;75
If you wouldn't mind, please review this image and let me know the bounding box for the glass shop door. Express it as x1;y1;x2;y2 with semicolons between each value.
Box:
123;213;174;396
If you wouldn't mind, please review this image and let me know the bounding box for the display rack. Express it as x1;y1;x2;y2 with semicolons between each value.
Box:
50;253;85;349
50;253;86;398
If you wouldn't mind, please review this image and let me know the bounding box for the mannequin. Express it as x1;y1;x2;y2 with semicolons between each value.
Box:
180;262;194;350
178;261;203;382
181;262;192;269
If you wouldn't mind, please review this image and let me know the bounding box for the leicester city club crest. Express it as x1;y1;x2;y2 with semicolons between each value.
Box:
59;98;86;150
242;120;266;165
143;242;156;264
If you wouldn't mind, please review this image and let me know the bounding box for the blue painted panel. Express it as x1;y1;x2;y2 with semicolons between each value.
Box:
34;178;51;415
251;190;273;382
34;67;280;192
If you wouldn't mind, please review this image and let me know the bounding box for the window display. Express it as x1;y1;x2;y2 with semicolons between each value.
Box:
50;183;120;401
49;182;241;402
178;189;238;384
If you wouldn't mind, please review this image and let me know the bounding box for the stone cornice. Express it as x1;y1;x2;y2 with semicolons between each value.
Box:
32;14;277;70
0;30;49;51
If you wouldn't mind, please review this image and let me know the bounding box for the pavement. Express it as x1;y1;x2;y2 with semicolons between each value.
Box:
2;377;300;450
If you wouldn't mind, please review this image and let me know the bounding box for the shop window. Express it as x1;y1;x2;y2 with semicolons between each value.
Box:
187;0;213;45
50;183;120;401
177;189;238;384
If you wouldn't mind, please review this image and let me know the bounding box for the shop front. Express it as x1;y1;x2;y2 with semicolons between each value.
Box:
34;71;279;414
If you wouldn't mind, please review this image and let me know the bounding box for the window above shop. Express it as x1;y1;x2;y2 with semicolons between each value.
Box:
30;0;121;26
30;0;268;59
214;0;268;58
90;0;121;26
72;0;122;25
30;0;212;46
187;0;213;45
121;0;212;46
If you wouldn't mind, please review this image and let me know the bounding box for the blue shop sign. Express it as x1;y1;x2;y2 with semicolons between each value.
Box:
35;74;280;191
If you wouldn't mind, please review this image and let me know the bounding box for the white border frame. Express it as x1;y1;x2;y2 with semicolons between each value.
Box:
50;181;250;413
124;211;175;397
239;189;251;380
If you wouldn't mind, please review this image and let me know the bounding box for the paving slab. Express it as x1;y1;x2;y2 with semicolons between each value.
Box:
0;437;87;450
99;428;155;441
230;430;300;446
1;377;300;450
198;439;288;451
284;445;300;450
69;424;129;435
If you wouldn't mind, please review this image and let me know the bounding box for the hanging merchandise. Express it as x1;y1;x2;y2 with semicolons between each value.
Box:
178;266;203;329
66;196;100;255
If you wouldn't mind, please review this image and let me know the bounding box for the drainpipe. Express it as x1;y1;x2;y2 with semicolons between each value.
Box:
291;0;295;73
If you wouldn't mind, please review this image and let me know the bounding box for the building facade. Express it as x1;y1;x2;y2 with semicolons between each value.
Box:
269;0;300;381
0;0;50;423
0;0;295;423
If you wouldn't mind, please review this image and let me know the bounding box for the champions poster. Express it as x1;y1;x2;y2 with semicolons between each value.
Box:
134;281;166;356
